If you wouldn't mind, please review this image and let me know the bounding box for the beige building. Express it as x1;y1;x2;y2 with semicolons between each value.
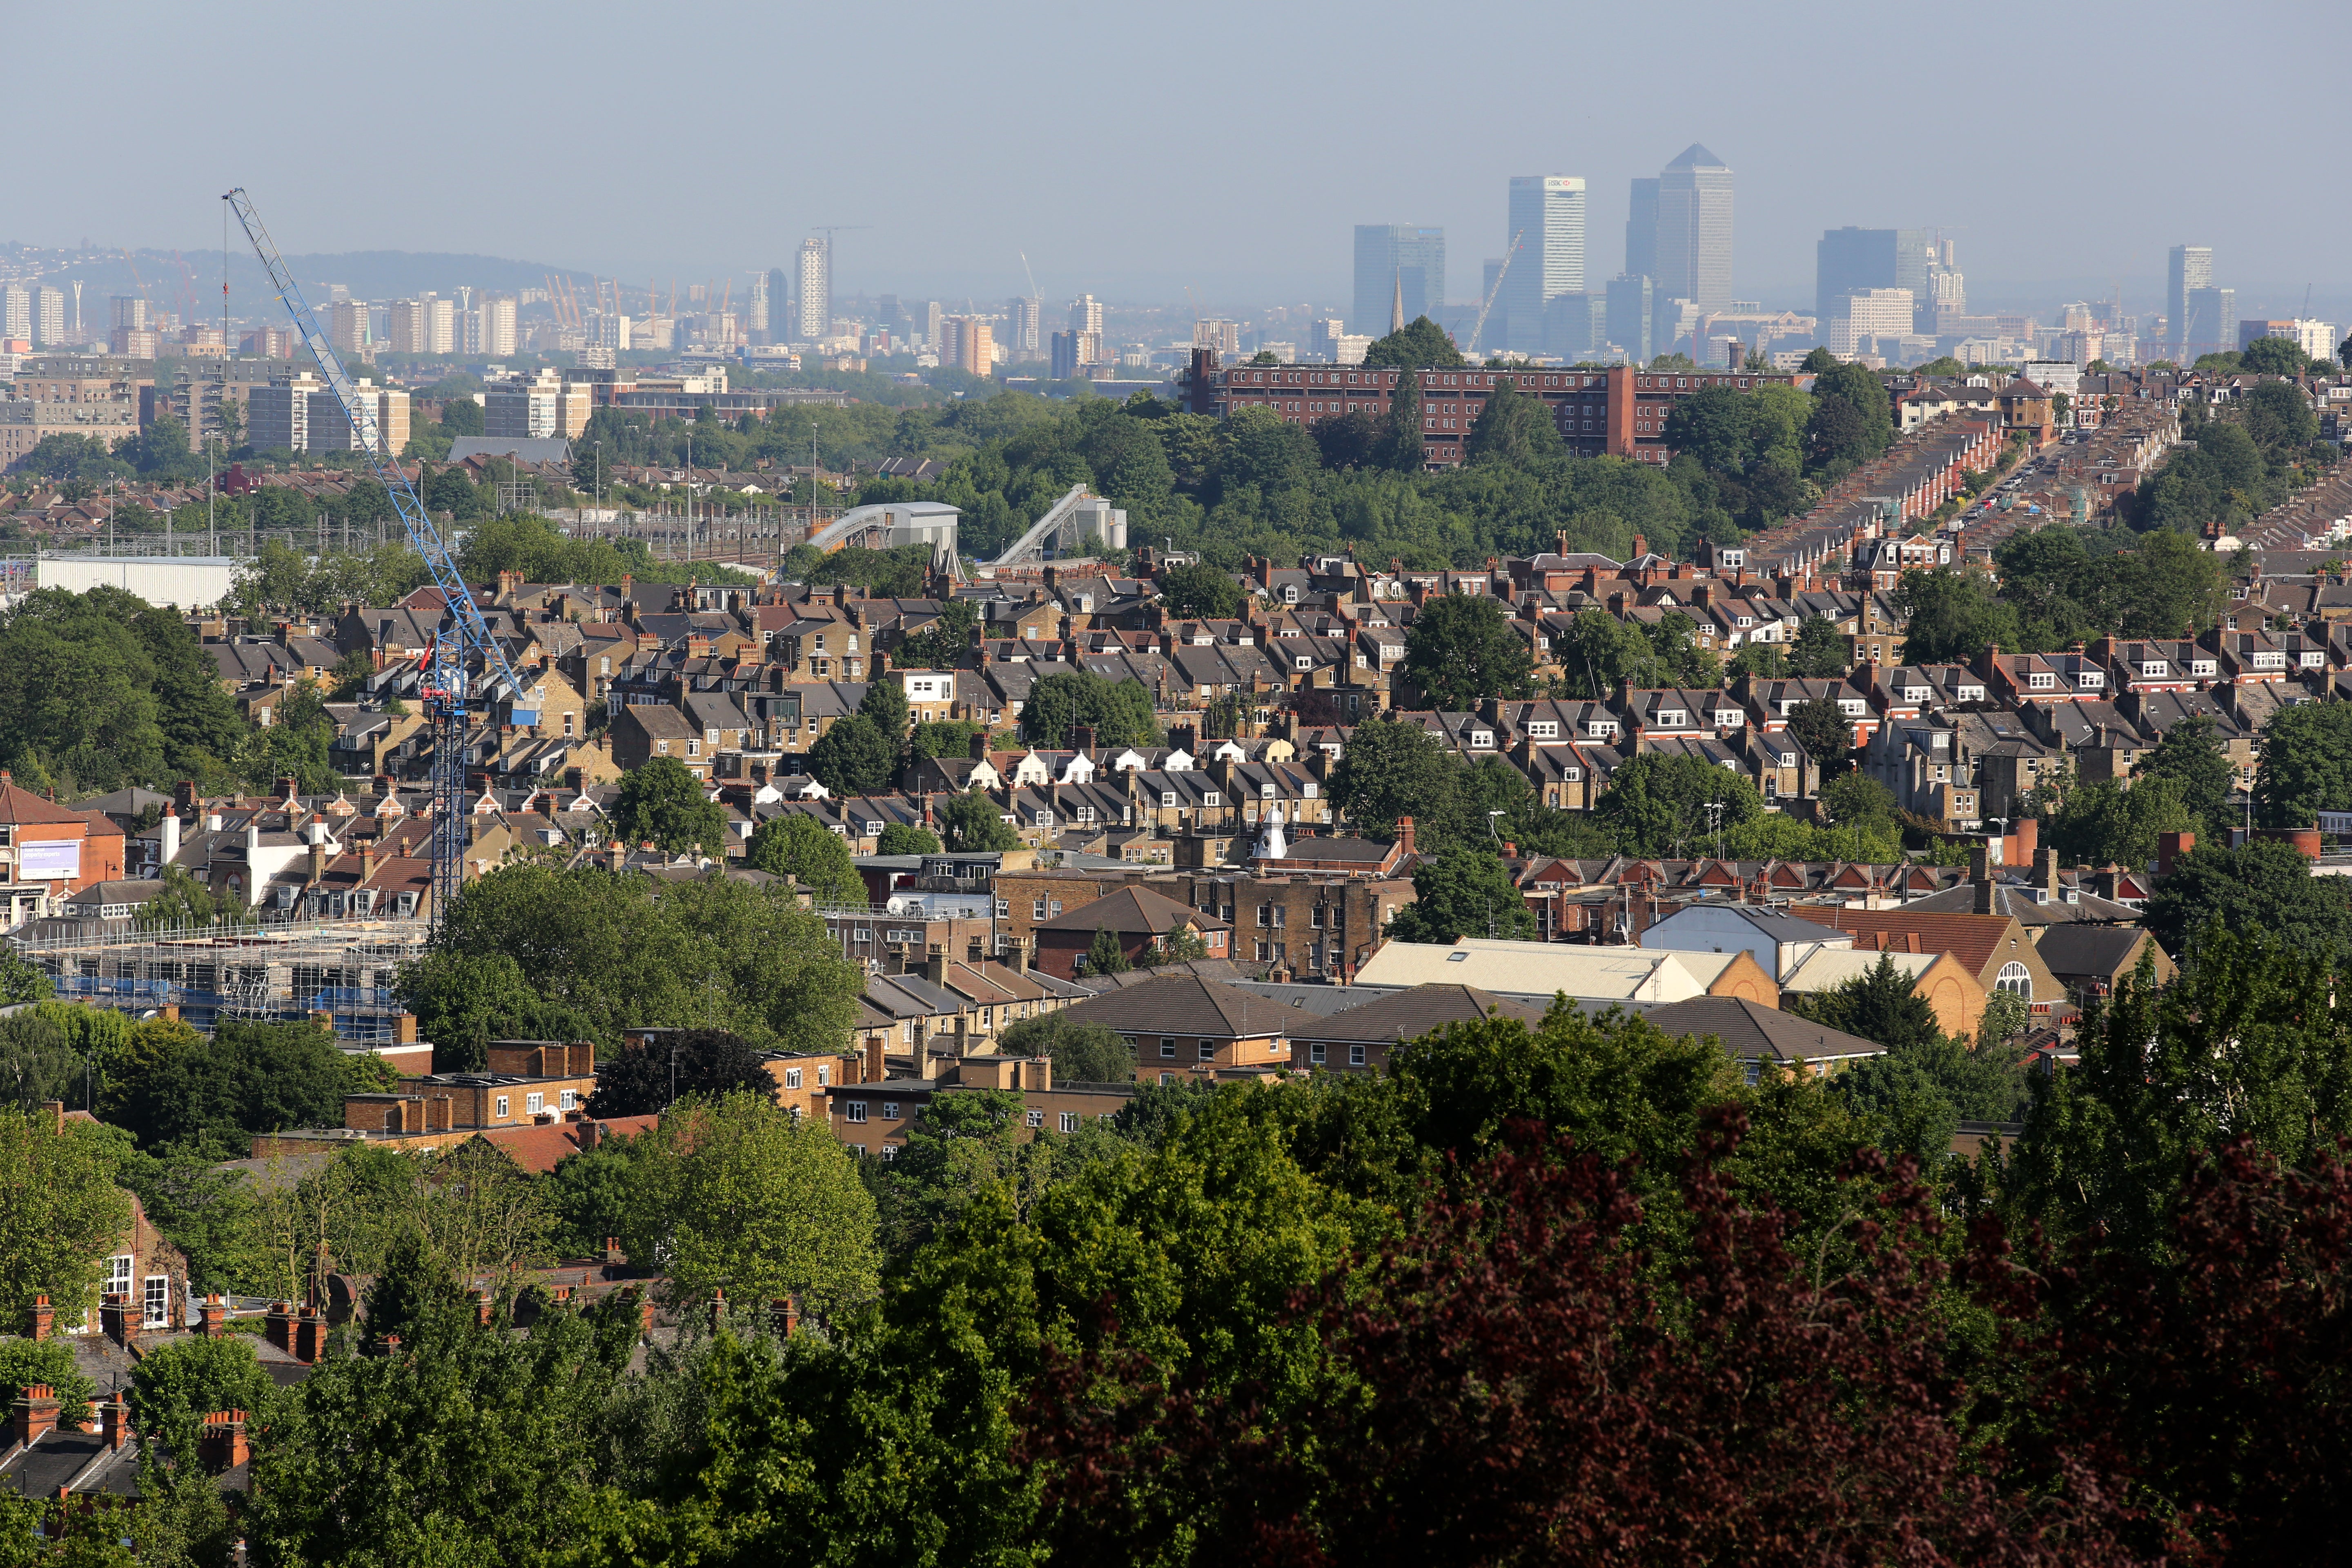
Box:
941;316;996;376
309;380;412;455
0;396;139;468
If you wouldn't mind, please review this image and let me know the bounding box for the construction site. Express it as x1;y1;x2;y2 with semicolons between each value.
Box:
15;916;430;1044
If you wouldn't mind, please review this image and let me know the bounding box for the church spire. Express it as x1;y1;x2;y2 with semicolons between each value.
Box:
1391;268;1405;333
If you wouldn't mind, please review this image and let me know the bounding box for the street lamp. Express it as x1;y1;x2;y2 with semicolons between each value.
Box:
1704;800;1725;862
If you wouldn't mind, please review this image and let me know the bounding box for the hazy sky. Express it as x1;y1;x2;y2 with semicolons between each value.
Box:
16;0;2351;320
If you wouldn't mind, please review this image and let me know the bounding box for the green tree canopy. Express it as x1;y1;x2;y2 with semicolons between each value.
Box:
1385;846;1534;942
1360;315;1464;370
941;790;1020;852
1084;927;1131;975
1157;561;1246;620
2255;700;2352;830
613;756;727;858
2145;840;2352;963
807;713;900;795
745;814;866;904
1019;669;1159;748
1595;754;1762;859
997;1012;1135;1083
1463;376;1566;469
876;822;941;856
1401;591;1533;710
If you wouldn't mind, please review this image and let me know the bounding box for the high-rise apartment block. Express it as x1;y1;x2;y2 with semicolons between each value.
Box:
2182;286;2235;359
1194;320;1241;359
1815;227;1930;341
2237;318;2339;361
328;300;370;354
308;381;411;455
2168;246;2212;356
425;294;455;354
1068;294;1104;337
479;295;518;358
248;375;322;452
1654;145;1732;310
388;299;429;354
1352;225;1446;335
109;296;149;332
485;369;590;441
1831;289;1915;355
795;239;830;342
1503;175;1585;354
924;301;943;350
940;316;994;377
1;286;27;343
748;272;770;334
1009;296;1043;356
34;288;64;346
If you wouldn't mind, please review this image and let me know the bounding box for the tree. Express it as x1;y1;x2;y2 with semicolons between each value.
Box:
1083;927;1131;975
1387;364;1425;470
2145;840;2352;963
1359;315;1463;371
1157;561;1245;620
1462;376;1565;468
0;1013;80;1110
1330;719;1460;843
587;1028;775;1118
909;718;985;764
1400;592;1532;711
1799;345;1839;372
1595;754;1762;860
2011;929;2352;1262
0;1106;131;1325
129;1333;279;1475
0;944;51;1006
1384;847;1534;942
807;713;899;794
2255;695;2352;829
621;1093;879;1310
613;756;726;858
0;1338;96;1430
1897;567;2019;665
1795;953;1940;1053
1784;695;1853;773
1019;669;1159;748
1820;771;1898;836
1308;408;1383;470
895;599;980;669
2136;719;2220;842
745;814;866;904
1786;615;1850;677
248;1258;639;1567
877;822;941;856
2238;334;2309;378
857;676;910;739
998;1013;1134;1083
136;863;229;929
1661;385;1755;473
1146;920;1210;966
104;1019;384;1156
942;790;1020;852
2044;775;2196;870
1728;642;1787;680
421;864;860;1057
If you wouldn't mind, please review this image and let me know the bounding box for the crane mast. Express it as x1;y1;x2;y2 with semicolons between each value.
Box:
223;186;538;933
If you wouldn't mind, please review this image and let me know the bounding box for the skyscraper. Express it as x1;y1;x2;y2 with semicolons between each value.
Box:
1503;175;1585;354
767;267;791;339
1;286;27;342
1605;274;1654;363
2183;285;2235;359
748;272;770;334
1008;296;1043;356
2168;245;2212;355
1815;228;1930;340
1352;225;1446;337
1655;145;1732;309
34;288;63;346
1624;178;1659;281
1069;294;1103;336
795;238;829;342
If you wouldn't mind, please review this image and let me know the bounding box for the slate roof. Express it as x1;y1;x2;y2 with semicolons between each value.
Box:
1063;974;1297;1038
1033;884;1230;935
1642;996;1886;1065
1295;983;1548;1043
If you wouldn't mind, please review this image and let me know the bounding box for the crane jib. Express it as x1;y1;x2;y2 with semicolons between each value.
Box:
225;186;540;930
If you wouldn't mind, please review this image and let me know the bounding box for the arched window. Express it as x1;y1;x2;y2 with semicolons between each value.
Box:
1995;962;2031;998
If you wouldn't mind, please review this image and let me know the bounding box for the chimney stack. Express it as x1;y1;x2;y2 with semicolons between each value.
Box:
11;1385;59;1450
1396;815;1417;858
102;1393;131;1452
25;1294;51;1342
2156;831;2195;875
197;1411;251;1473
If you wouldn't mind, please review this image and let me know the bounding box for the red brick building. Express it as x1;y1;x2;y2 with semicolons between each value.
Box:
1179;351;1797;468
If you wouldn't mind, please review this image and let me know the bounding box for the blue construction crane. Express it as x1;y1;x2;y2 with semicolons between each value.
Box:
224;187;538;930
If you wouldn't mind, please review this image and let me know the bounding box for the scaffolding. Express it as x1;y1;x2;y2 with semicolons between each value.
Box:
9;917;430;1042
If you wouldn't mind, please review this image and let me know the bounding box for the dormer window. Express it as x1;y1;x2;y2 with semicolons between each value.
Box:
1656;710;1686;727
2140;662;2167;677
1528;721;1559;739
2192;661;2216;676
2029;673;2054;689
1472;731;1494;747
1203;791;1221;806
1958;686;1984;701
1295;655;1314;670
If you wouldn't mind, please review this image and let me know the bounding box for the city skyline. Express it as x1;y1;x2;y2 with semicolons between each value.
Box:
5;0;2343;320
